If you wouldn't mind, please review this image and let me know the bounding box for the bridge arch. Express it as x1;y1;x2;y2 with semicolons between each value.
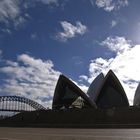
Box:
0;96;46;112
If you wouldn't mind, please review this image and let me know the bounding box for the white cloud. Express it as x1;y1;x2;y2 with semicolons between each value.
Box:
38;0;58;5
14;16;27;29
89;0;94;6
1;28;12;34
0;54;61;108
79;75;88;82
0;0;30;31
0;0;60;31
0;0;20;24
95;0;129;12
31;33;38;40
96;0;114;11
100;36;132;54
56;21;87;42
80;36;140;104
0;0;58;23
110;20;117;28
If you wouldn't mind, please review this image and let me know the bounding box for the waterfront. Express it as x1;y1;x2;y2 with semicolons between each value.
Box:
0;127;140;140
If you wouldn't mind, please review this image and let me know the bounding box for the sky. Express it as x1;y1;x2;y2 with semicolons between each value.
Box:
0;0;140;108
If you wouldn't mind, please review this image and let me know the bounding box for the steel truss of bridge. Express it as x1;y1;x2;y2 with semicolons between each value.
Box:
0;96;46;112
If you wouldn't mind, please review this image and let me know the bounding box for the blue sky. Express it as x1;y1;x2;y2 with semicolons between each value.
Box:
0;0;140;107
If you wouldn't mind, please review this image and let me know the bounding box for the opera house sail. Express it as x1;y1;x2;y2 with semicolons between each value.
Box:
52;75;97;110
133;83;140;106
94;70;129;108
87;73;104;102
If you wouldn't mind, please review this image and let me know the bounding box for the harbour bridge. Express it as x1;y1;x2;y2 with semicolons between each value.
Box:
0;96;47;112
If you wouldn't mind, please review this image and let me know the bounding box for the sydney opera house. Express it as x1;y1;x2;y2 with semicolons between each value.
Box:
1;69;140;128
53;70;129;110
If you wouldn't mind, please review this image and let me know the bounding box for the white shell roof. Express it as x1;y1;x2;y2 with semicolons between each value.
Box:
133;83;140;105
87;73;104;102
